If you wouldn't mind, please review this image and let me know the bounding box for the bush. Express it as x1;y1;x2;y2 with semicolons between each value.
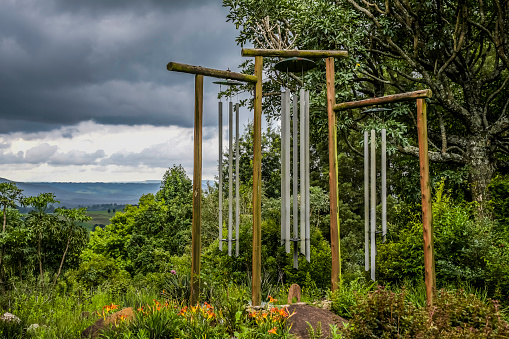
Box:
376;181;506;298
341;287;509;338
67;253;130;291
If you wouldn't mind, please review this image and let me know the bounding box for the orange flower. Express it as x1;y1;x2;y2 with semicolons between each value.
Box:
268;327;277;334
268;295;277;303
102;303;119;313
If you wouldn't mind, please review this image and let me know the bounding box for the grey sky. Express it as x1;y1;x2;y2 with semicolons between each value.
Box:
0;0;254;182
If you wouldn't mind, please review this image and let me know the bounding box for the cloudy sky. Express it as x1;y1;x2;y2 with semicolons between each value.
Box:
0;0;253;182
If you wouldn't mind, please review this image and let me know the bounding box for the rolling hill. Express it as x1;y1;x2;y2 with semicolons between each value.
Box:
0;178;214;208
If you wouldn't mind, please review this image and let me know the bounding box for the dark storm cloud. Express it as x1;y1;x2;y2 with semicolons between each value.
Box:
0;0;243;134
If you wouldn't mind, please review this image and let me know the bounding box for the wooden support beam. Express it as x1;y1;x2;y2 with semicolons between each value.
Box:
190;74;203;306
242;48;348;58
326;57;341;291
167;62;257;83
251;56;263;306
416;98;436;307
334;89;432;111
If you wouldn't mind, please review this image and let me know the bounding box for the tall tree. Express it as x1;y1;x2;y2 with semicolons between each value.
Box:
52;207;90;288
25;193;59;286
0;182;24;291
342;0;509;212
224;0;509;211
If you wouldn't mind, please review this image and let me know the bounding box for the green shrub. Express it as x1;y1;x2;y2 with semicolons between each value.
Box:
376;181;507;300
68;253;130;290
341;287;509;338
329;279;375;319
0;317;26;339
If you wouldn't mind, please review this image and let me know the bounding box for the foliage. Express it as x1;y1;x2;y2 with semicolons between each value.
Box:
329;279;375;319
155;164;192;253
375;181;509;305
65;253;130;291
342;287;509;338
85;165;193;277
489;174;509;234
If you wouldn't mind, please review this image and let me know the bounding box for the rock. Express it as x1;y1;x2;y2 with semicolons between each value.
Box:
287;283;302;304
81;307;135;338
27;323;47;332
0;312;20;323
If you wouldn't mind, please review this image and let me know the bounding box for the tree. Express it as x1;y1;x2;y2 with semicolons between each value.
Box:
342;0;509;213
156;164;193;253
25;193;59;285
224;0;509;213
0;182;24;291
52;207;90;288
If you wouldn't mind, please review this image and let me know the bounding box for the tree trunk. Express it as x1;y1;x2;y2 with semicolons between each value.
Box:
38;231;44;287
465;135;495;218
3;205;6;232
52;234;70;289
0;205;6;293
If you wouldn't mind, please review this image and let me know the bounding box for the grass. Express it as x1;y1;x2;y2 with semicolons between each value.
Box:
0;281;295;338
78;210;116;232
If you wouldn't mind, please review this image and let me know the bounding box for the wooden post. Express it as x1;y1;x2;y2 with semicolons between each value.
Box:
326;57;341;291
190;74;203;305
416;98;436;307
252;56;263;306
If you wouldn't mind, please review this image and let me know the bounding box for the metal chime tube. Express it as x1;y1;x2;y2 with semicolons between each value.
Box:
305;90;311;262
235;103;240;256
218;101;223;251
228;101;233;256
381;129;387;243
282;90;291;253
292;94;299;269
300;88;306;256
370;129;376;281
364;131;369;271
281;92;286;246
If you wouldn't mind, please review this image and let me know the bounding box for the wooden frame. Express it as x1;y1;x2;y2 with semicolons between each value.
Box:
166;62;261;305
241;50;348;296
335;91;436;306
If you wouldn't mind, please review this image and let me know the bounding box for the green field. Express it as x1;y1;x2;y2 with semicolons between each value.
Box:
79;210;116;232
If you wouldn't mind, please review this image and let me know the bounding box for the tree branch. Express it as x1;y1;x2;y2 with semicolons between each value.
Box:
398;145;465;163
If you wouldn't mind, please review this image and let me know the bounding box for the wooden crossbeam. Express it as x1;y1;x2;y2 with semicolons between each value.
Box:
242;48;348;58
167;62;257;83
334;89;432;111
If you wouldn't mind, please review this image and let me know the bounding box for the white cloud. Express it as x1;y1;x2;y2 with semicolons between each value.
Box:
0;121;224;182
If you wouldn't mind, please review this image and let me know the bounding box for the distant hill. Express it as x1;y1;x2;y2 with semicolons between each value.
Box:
0;178;215;208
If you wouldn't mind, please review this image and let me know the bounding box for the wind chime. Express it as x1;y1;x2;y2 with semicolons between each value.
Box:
215;79;242;257
363;111;388;280
275;57;315;269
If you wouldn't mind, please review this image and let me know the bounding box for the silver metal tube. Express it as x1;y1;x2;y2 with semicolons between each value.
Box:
218;101;223;251
235;103;240;256
305;90;311;262
370;129;376;281
364;131;369;271
292;94;299;269
281;92;286;246
300;88;306;256
228;101;233;256
381;128;387;243
284;90;291;253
